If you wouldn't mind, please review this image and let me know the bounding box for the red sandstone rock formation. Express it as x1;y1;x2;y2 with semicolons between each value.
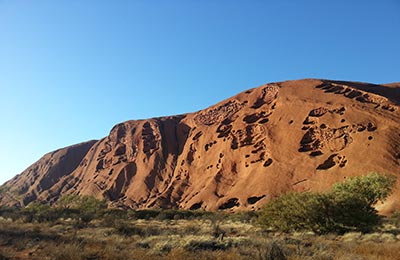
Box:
1;79;399;213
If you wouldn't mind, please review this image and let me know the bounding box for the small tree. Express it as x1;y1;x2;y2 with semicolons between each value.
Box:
57;194;106;214
258;192;330;233
23;202;60;223
328;173;396;232
259;173;396;233
57;194;107;225
331;173;396;205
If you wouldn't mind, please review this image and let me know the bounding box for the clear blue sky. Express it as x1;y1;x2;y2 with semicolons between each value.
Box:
1;1;399;185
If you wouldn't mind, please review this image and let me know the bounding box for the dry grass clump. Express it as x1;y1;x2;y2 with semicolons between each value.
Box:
335;242;400;260
340;232;362;242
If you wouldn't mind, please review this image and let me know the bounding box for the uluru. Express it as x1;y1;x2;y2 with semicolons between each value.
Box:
1;79;399;213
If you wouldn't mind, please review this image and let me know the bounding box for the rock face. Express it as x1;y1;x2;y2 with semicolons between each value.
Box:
1;79;399;213
0;141;97;207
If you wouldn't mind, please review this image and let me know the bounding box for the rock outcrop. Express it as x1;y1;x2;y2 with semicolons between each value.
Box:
1;79;399;213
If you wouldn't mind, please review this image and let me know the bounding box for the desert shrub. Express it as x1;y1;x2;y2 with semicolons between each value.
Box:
156;209;213;220
78;196;107;213
331;173;396;205
103;208;128;219
326;194;380;233
45;243;85;260
57;195;106;214
128;208;215;221
328;173;396;233
113;220;146;237
0;206;20;221
21;205;80;222
56;207;81;219
57;195;107;224
264;241;287;260
228;211;259;223
156;209;185;220
258;192;330;233
101;208;129;227
184;239;228;251
112;219;161;237
182;223;202;235
129;209;161;220
259;173;396;233
22;202;59;222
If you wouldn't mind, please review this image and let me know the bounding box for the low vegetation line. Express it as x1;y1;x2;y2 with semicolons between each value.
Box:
0;172;399;260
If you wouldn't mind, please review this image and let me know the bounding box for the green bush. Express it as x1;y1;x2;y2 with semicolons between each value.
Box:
57;195;107;224
329;173;396;233
0;206;20;221
259;173;396;234
58;195;106;214
258;192;330;233
23;202;54;222
129;209;161;220
332;173;395;205
224;210;259;223
113;220;146;237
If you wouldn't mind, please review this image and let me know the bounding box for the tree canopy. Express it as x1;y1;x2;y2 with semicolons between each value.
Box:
259;173;396;234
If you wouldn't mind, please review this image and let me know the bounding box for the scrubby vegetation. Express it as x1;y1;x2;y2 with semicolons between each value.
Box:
1;208;400;260
258;173;396;234
0;173;399;259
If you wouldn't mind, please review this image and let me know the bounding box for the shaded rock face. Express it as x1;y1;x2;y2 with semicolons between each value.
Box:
0;141;97;207
1;79;399;213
